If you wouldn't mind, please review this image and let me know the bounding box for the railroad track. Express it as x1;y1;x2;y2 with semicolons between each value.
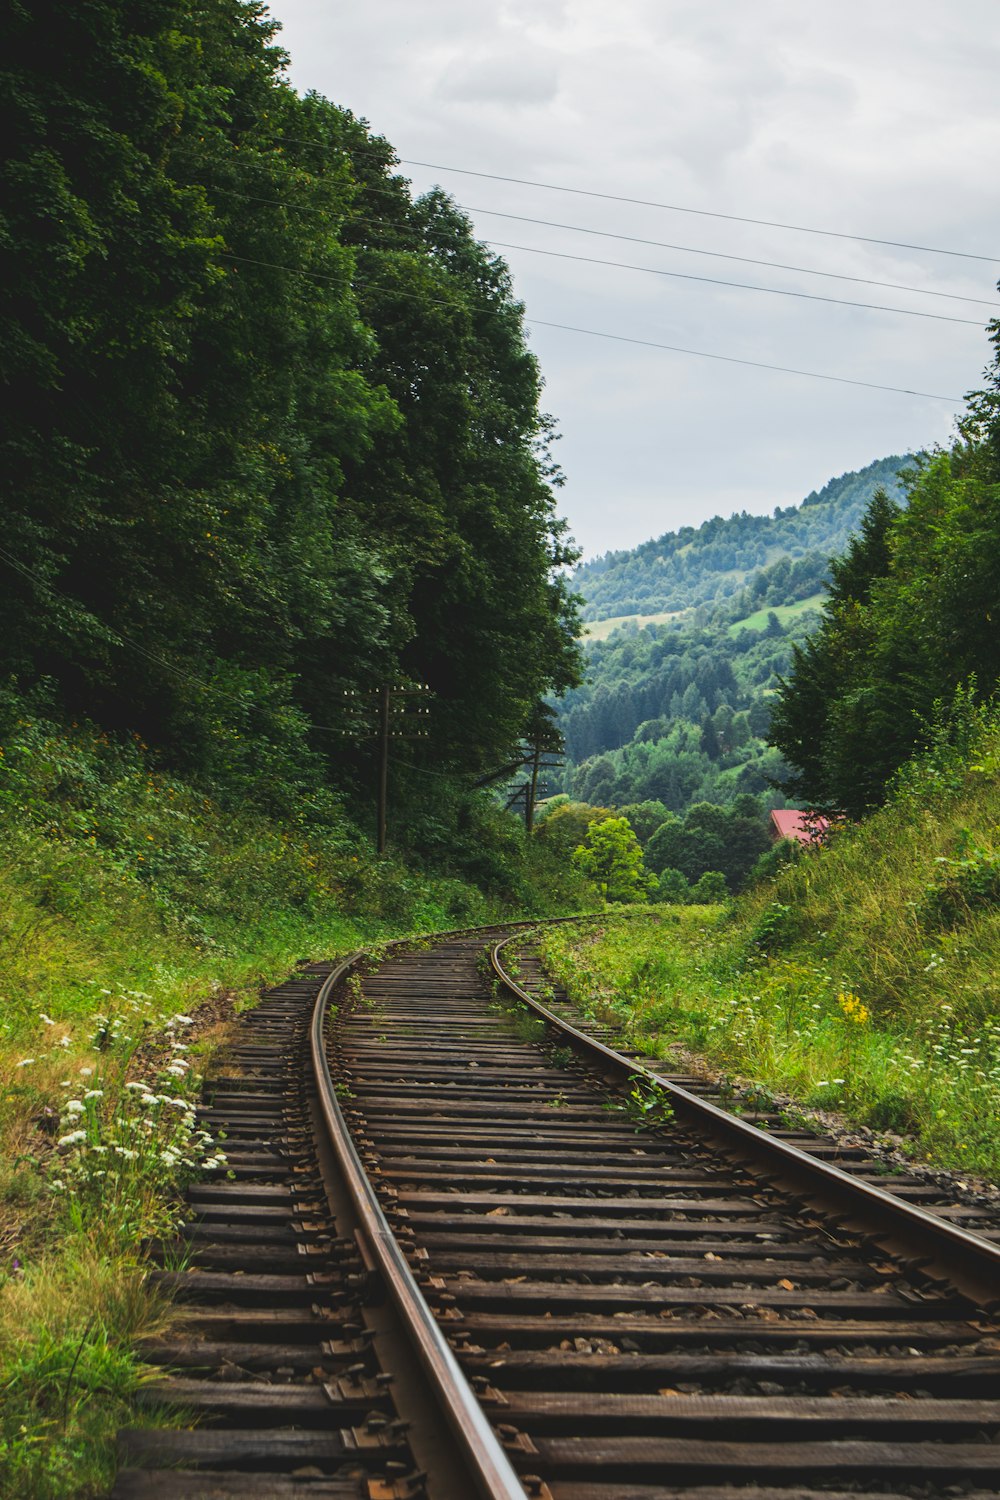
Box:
117;924;1000;1498
506;939;1000;1246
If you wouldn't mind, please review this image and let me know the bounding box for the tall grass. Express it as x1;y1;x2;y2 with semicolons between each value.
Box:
0;714;587;1496
538;705;1000;1181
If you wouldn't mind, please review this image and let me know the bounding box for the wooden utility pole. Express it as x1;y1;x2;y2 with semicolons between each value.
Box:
525;744;542;834
335;680;430;856
377;682;391;856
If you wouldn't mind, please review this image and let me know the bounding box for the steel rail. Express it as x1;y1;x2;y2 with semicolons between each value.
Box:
310;953;528;1500
490;931;1000;1309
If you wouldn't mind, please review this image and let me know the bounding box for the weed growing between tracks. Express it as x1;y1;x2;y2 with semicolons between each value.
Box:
0;716;591;1497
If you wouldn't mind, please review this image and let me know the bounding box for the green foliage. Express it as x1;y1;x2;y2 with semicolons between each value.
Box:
0;1248;162;1498
747;837;801;888
562;607;799;773
558;596;815;822
771;428;1000;817
616;800;671;843
690;870;729;904
920;829;1000;929
616;1074;675;1131
534;800;614;858
557;457;919;841
653;867;692;904
644;799;771;892
571;817;654;904
0;0;580;815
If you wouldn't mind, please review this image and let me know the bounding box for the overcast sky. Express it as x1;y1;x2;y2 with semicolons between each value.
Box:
269;0;1000;559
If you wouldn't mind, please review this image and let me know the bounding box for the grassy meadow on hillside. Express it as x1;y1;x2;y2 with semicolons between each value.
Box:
726;593;825;637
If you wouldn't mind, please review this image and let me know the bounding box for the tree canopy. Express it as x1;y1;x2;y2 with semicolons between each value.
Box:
571;816;654;904
0;0;580;823
769;353;1000;819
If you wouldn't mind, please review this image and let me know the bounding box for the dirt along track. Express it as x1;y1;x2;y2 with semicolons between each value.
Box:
117;925;1000;1499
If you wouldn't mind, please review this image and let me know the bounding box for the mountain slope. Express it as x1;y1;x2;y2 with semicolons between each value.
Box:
575;454;911;622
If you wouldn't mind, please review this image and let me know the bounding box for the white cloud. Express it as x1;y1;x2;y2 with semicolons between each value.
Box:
271;0;1000;555
436;48;560;106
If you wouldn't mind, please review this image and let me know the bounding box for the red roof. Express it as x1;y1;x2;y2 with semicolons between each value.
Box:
770;809;830;845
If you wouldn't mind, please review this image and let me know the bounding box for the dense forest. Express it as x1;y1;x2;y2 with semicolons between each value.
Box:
559;605;809;785
771;406;1000;817
542;601;805;891
0;0;580;849
574;455;908;622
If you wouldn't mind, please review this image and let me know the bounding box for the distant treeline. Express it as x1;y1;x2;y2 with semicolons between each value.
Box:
561;608;810;769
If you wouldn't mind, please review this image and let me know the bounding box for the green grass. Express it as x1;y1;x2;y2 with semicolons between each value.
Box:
582;609;688;642
726;593;825;637
0;714;588;1497
536;709;1000;1182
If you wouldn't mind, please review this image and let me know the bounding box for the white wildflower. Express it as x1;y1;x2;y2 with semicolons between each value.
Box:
58;1130;87;1147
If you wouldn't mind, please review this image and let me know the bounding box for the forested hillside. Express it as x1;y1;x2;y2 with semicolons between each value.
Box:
559;607;800;807
1;0;580;824
575;454;909;622
553;452;922;845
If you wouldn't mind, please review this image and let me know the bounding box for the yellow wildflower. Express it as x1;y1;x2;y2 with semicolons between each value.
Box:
837;992;869;1024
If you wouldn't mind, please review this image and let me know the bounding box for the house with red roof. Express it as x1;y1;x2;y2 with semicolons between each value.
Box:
769;808;831;845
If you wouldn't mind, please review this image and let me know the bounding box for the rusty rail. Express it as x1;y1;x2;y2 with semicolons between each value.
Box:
490;931;1000;1309
311;955;528;1500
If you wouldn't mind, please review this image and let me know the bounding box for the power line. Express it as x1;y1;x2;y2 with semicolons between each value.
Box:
527;319;963;401
220;252;964;402
206;183;991;325
485;238;983;326
399;159;1000;267
210;177;1000;310
455;205;1000;312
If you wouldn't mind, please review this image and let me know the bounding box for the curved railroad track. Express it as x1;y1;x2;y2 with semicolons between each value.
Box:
117;922;1000;1499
